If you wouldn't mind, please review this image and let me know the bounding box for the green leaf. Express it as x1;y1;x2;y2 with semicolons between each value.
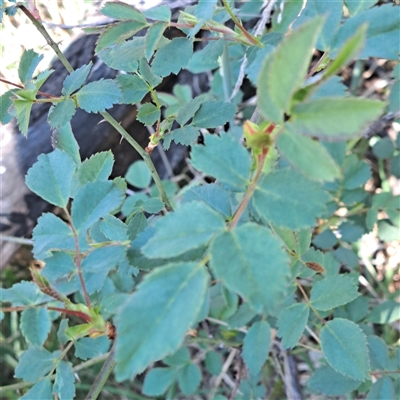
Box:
191;101;236;128
15;346;59;382
257;18;323;122
75;79;122;113
0;89;16;124
145;21;167;60
372;138;395;160
99;37;145;72
0;281;52;306
345;0;377;15
366;377;395;400
289;98;385;140
210;223;290;314
100;215;128;241
320;318;370;381
277;303;310;349
21;378;53;400
252;168;331;229
78;151;114;185
52;123;81;165
190;133;251;191
74;336;110;360
205;351;223;375
71;181;125;233
100;1;146;22
324;25;366;80
310;275;360;311
14;99;33;136
21;308;51;346
164;347;190;367
125;160;151;189
143;368;176;396
62;62;92;96
26;149;75;208
19;49;43;83
178;363;202;395
343;155;371;189
242;321;271;375
96;20;148;53
277;129;340;182
163;126;200;149
53;361;75;400
115;262;209;381
142;202;225;258
181;183;232;218
152;37;193;77
143;5;171;22
332;4;400;60
368;335;389;371
186;40;224;74
48;99;76;129
176;96;203;126
367;300;400;324
139;58;162;87
117;74;149;104
137;102;160;125
307;365;362;395
143;197;164;214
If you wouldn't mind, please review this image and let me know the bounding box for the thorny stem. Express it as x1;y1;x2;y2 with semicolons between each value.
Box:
18;3;173;212
17;3;74;73
64;208;91;309
85;342;117;400
221;0;259;45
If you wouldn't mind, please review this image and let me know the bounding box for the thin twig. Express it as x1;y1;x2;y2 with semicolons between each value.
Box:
0;235;33;245
85;342;117;400
208;348;238;400
253;0;277;37
0;78;57;98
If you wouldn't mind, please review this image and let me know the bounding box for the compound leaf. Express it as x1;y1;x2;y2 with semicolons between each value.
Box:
62;63;92;96
75;79;122;113
191;133;251;191
191;101;236;129
21;308;51;347
242;321;271;376
117;74;149;104
142;202;225;258
26;149;75;208
152;37;193;77
115;262;209;381
252;168;331;229
178;363;202;395
310;275;360;311
290;98;384;140
277;303;310;349
143;5;171;22
52;123;81;166
210;223;290;314
320;318;370;381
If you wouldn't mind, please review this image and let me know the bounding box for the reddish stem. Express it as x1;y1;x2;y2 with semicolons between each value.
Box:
0;77;57;98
